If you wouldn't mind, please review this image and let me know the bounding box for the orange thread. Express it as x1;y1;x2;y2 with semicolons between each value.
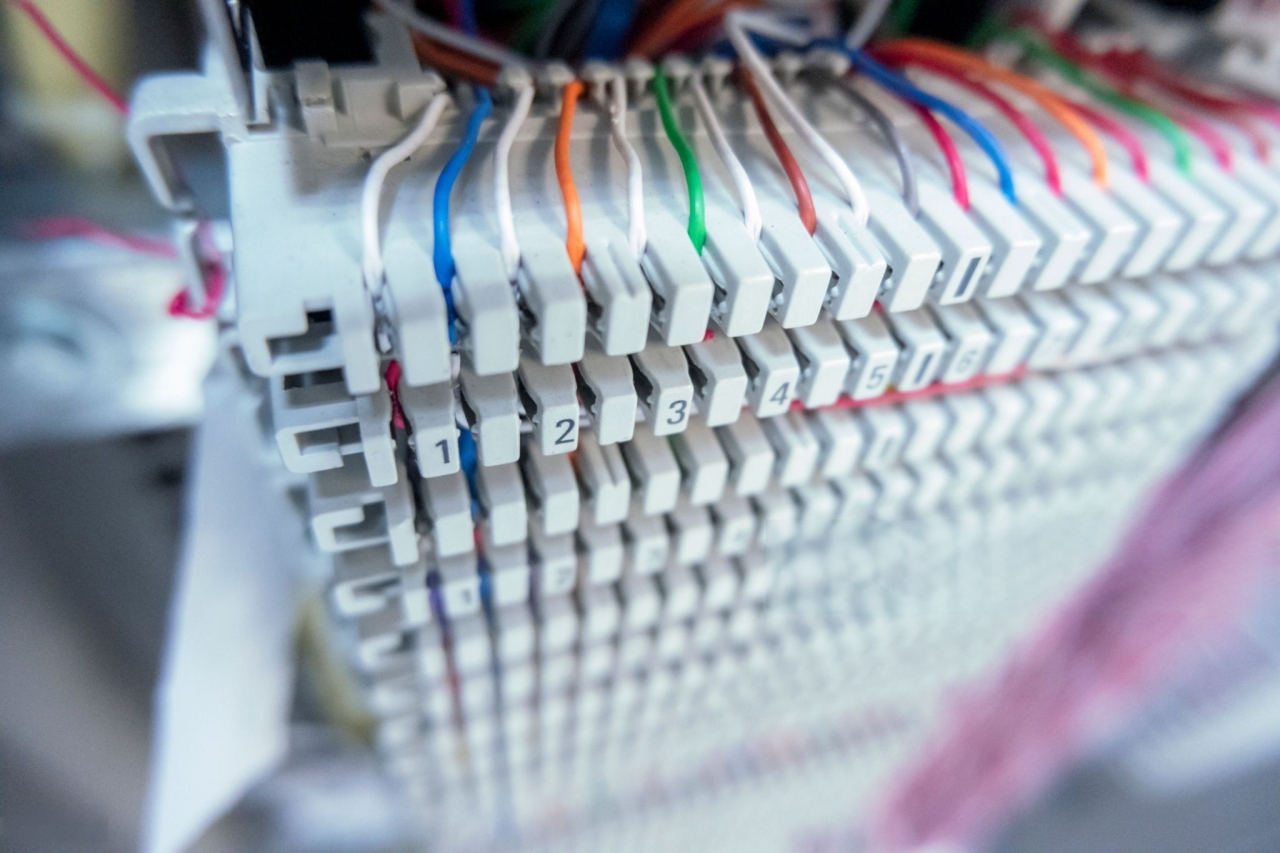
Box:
556;81;586;275
629;0;745;58
880;39;1110;188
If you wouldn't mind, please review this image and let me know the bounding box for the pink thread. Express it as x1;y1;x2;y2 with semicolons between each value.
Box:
867;374;1280;852
384;360;406;430
20;216;226;320
21;216;174;257
8;0;129;115
792;367;1028;412
913;104;970;210
1067;100;1151;182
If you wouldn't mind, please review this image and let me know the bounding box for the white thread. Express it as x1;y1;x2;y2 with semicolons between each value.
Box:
844;0;892;50
379;0;531;69
725;10;871;226
494;82;535;281
607;75;648;259
689;71;762;242
361;92;451;295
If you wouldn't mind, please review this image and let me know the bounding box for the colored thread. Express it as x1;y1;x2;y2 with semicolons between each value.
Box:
879;39;1110;187
837;83;920;217
363;93;451;290
433;89;493;341
1066;99;1150;182
914;104;970;210
690;71;761;240
583;0;636;59
382;0;531;69
1171;109;1234;171
846;48;1017;204
889;0;923;35
792;367;1028;411
168;258;227;320
628;0;741;58
725;11;869;224
21;216;174;257
458;428;479;511
1047;28;1274;156
411;32;500;85
458;0;479;35
737;67;817;234
442;0;466;29
1003;27;1194;175
385;360;407;430
7;0;128;114
20;216;226;319
653;65;707;252
555;80;587;274
875;52;1062;196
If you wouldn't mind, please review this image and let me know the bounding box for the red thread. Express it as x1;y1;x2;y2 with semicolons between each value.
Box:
20;216;225;319
1170;109;1234;171
876;52;1063;196
167;258;226;320
914;105;970;210
8;0;129;115
736;66;818;235
791;366;1028;412
385;360;407;430
21;216;175;257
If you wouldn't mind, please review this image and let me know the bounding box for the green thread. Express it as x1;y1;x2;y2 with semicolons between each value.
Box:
653;65;707;253
889;0;923;36
513;0;558;53
1004;27;1194;174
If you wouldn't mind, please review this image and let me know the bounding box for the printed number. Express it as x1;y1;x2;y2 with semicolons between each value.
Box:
769;382;791;406
640;545;666;572
866;363;889;391
913;352;935;385
435;438;451;464
724;523;751;553
879;436;900;461
953;347;979;376
666;399;688;426
554;418;577;445
555;565;576;591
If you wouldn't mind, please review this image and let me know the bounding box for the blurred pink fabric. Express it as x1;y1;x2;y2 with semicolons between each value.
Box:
868;370;1280;853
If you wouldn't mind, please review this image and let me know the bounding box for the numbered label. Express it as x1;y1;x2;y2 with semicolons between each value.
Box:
853;359;894;400
652;392;694;437
442;578;481;617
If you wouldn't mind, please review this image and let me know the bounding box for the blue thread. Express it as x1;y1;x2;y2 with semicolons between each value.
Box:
840;46;1018;204
583;0;636;59
459;0;479;36
478;562;493;610
428;576;447;625
433;88;493;343
459;427;478;489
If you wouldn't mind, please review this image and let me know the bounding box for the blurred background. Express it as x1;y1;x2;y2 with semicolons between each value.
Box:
2;1;1280;852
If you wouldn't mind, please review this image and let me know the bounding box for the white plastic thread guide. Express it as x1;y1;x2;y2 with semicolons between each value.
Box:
128;9;1280;852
